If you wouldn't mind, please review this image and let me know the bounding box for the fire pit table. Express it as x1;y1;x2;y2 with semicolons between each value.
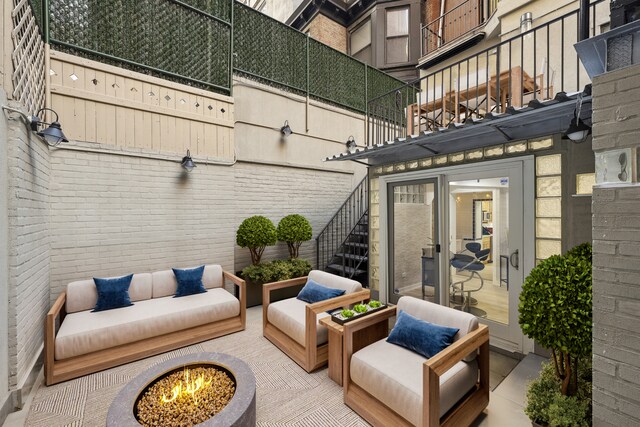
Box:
107;352;256;427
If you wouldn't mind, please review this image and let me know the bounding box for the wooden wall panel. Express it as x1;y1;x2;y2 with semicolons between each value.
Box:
48;50;234;161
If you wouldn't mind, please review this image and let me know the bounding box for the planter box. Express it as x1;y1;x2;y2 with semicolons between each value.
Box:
235;277;304;308
331;304;387;325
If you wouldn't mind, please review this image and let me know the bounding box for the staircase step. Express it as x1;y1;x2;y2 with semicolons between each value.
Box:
351;231;368;237
336;253;368;262
327;264;367;276
344;242;368;249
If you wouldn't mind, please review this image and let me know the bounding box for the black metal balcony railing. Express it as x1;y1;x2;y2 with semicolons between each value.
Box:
368;0;607;147
422;0;482;57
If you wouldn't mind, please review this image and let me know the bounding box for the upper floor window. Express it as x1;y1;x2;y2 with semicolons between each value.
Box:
386;7;409;64
350;19;372;63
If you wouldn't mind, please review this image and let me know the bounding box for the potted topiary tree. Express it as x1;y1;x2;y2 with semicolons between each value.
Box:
519;242;592;426
277;214;313;259
236;215;277;266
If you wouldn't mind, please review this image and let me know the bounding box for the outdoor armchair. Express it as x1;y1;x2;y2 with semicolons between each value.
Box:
262;270;369;372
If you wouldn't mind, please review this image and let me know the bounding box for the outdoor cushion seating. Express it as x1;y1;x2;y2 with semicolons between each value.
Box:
263;270;369;372
343;296;489;427
45;264;246;385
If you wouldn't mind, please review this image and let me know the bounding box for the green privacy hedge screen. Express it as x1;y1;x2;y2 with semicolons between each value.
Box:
34;0;404;112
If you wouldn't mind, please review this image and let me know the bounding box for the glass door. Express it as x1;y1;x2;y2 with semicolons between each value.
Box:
387;178;439;305
446;164;524;348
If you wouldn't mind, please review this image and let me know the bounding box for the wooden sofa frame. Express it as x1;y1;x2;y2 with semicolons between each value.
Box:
45;271;246;386
262;276;370;373
343;306;490;427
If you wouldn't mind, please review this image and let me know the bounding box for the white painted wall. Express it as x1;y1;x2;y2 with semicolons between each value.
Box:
0;91;12;417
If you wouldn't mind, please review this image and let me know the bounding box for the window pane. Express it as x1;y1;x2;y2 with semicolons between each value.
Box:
351;20;371;54
387;8;409;37
353;46;372;64
386;36;408;63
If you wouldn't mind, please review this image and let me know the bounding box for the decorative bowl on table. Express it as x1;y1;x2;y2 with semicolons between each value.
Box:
330;300;387;325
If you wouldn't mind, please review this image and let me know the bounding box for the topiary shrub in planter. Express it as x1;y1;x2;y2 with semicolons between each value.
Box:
519;242;592;426
277;214;312;259
236;216;277;266
240;259;312;307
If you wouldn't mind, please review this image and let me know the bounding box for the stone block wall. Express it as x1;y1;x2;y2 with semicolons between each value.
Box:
592;63;640;426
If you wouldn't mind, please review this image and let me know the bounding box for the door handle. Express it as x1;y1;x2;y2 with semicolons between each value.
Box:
510;249;519;270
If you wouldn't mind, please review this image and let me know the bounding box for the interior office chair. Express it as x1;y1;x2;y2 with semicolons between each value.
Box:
450;242;490;317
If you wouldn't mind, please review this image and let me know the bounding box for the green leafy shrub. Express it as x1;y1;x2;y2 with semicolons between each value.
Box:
341;309;354;318
241;259;312;284
277;214;313;259
354;304;367;313
368;300;381;308
519;242;592;396
525;359;592;426
236;216;277;265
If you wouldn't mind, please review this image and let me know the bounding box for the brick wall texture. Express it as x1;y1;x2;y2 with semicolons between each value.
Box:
6;112;50;389
307;14;348;54
592;63;640;426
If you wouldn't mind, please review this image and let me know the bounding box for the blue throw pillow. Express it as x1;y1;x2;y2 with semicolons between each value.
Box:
92;274;134;312
387;310;459;359
296;279;345;304
173;265;207;297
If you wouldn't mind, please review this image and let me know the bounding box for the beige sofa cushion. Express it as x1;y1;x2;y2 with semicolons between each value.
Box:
66;273;153;314
55;288;239;360
267;298;330;347
152;264;223;298
307;270;362;294
398;296;478;362
351;339;478;425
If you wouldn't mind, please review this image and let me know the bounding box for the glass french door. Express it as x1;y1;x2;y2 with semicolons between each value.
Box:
387;178;439;305
445;164;524;349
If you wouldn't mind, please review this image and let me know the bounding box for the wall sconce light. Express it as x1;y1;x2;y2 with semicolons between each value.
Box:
280;120;292;137
181;149;196;172
2;106;69;146
562;93;591;143
346;135;357;153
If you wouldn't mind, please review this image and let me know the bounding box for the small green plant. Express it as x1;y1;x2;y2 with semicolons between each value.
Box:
353;304;367;313
277;214;313;259
236;216;277;265
241;259;312;284
525;359;592;426
341;309;354;318
519;242;592;396
368;300;381;308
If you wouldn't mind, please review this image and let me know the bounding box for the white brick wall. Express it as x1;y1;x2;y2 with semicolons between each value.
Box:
592;64;640;426
48;149;236;298
6;107;50;389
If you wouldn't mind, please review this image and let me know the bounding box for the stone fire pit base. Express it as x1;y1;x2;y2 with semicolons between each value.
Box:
107;352;256;427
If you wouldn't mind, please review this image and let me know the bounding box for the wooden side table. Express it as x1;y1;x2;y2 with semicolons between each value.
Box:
319;306;394;386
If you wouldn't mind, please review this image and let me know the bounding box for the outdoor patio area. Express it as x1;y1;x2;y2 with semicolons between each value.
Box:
3;306;541;427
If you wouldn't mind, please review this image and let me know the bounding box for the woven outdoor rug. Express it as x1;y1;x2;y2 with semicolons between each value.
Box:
25;306;369;427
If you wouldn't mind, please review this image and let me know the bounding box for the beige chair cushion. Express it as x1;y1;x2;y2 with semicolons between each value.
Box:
267;298;330;347
55;288;239;360
351;339;478;425
398;296;478;362
66;273;152;314
307;270;362;294
152;264;223;298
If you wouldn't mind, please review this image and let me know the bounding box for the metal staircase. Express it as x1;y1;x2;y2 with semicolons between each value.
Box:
316;177;369;286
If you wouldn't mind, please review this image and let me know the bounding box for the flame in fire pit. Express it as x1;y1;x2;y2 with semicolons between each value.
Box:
161;368;213;405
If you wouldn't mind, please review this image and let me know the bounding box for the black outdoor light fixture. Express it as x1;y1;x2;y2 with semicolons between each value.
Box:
346;135;357;153
181;149;196;172
2;106;69;146
562;93;591;143
280;120;293;137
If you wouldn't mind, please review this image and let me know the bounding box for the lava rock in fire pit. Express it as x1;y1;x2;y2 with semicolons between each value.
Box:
107;352;256;427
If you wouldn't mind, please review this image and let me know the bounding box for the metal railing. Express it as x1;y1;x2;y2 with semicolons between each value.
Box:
316;177;369;273
422;0;483;57
369;0;607;146
34;0;403;112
